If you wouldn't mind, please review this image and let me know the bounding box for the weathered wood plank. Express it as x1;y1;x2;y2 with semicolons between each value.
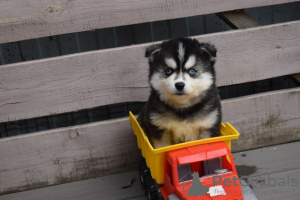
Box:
240;180;258;200
0;0;298;43
234;142;300;200
0;88;299;194
233;141;300;177
0;118;141;194
224;88;300;152
1;21;300;123
0;171;145;200
217;10;260;29
126;197;148;200
251;169;300;200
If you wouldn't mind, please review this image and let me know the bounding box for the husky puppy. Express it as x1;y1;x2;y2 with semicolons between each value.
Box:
138;38;221;149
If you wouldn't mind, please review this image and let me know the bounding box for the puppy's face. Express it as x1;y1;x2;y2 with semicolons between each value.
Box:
146;38;217;108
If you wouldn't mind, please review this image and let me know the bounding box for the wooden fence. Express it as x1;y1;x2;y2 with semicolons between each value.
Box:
0;0;299;194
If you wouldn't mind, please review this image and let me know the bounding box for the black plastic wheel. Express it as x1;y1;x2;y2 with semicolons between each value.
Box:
139;158;150;194
146;180;160;200
138;157;163;200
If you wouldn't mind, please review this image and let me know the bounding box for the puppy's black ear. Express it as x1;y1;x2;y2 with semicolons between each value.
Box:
199;43;217;62
145;44;161;58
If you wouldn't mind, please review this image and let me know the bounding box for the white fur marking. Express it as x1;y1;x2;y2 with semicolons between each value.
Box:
165;58;177;69
150;70;214;109
185;72;213;97
151;48;161;55
150;61;214;109
175;71;184;82
178;42;185;64
150;109;218;144
184;55;196;69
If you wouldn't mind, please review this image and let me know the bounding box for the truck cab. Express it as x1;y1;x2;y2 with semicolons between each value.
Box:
160;142;243;200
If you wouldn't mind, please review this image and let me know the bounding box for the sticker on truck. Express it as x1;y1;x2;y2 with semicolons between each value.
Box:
208;185;226;197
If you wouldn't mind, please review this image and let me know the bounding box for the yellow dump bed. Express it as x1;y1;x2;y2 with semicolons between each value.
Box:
129;112;240;184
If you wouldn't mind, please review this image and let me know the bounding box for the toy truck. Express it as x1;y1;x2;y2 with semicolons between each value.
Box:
129;112;244;200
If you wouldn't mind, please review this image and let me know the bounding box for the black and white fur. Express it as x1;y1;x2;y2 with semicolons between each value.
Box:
138;38;221;149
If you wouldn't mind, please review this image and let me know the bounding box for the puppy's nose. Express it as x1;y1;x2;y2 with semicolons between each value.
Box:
175;82;185;91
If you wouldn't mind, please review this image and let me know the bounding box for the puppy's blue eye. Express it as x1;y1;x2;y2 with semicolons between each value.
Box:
188;69;196;76
165;69;173;75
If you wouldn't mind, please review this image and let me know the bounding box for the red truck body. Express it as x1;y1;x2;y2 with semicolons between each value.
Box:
159;142;243;200
129;112;244;200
